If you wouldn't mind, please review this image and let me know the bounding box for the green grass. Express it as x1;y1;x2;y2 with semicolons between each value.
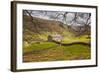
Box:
23;42;90;62
62;35;90;44
23;15;91;62
23;42;57;53
23;33;90;62
62;44;90;59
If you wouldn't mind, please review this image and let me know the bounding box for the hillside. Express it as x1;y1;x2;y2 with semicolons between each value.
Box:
23;15;69;43
23;11;91;62
23;15;90;44
23;15;91;62
23;15;68;33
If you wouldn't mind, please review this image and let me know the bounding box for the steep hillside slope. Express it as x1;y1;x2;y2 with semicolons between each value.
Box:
23;15;68;42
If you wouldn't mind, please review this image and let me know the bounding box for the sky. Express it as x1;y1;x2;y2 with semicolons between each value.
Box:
23;10;91;26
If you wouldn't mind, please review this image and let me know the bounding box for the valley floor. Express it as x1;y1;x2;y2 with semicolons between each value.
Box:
23;42;90;62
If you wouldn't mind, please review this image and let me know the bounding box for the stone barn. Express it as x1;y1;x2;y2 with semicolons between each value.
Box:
48;34;62;42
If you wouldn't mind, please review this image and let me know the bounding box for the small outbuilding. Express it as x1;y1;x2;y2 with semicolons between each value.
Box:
48;34;62;42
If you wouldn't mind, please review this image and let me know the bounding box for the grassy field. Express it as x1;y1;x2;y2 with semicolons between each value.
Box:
62;35;90;43
23;14;91;62
23;41;90;62
23;42;57;53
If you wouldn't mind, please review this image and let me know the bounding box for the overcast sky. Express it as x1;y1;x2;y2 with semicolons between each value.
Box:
23;10;91;26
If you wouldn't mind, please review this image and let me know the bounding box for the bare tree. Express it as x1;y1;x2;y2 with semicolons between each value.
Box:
24;10;91;37
24;10;40;33
55;12;91;37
